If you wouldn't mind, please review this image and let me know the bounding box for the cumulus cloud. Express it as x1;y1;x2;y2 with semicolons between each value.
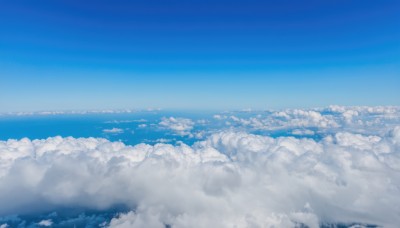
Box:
38;219;52;226
213;106;400;139
0;126;400;227
159;117;194;136
226;109;339;131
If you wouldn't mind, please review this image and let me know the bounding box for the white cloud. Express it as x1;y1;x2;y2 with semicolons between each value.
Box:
213;106;400;138
228;109;339;130
103;128;124;134
213;114;226;120
38;219;52;226
0;126;400;227
105;120;135;124
155;138;172;143
159;117;194;136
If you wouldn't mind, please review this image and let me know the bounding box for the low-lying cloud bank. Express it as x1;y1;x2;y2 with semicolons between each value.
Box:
217;106;400;135
0;127;400;227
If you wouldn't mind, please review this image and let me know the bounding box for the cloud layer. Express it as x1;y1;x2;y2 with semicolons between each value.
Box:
214;106;400;137
1;124;400;227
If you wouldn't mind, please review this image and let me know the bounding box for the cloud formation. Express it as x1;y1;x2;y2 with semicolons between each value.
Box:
38;219;52;226
159;117;195;136
103;128;124;134
215;106;400;138
0;125;400;227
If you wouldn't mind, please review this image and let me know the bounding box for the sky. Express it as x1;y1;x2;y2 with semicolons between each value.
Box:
0;0;399;112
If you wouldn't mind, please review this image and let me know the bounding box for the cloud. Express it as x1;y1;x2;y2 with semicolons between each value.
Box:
159;117;194;136
226;109;339;130
291;129;315;136
155;138;172;143
38;219;52;226
213;114;226;120
105;119;148;124
103;128;124;134
0;125;400;227
213;106;400;139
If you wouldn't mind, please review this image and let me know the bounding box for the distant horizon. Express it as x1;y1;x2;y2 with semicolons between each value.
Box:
2;104;400;116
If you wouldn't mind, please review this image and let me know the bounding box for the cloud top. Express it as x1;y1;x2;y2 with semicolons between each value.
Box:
159;117;195;136
0;126;400;227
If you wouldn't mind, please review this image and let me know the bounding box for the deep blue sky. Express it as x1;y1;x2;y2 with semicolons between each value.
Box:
0;0;399;112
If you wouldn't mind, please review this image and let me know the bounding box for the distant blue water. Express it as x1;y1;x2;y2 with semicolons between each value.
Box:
0;111;323;145
0;111;221;145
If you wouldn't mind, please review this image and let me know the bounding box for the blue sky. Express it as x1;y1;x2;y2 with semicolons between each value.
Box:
0;0;399;112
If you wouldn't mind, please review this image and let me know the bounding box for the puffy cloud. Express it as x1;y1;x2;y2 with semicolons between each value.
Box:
213;106;400;139
38;219;52;226
227;109;339;130
0;127;400;227
159;117;194;136
328;105;398;115
215;110;335;134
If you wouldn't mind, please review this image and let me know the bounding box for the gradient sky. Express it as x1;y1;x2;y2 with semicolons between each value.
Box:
0;0;399;112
